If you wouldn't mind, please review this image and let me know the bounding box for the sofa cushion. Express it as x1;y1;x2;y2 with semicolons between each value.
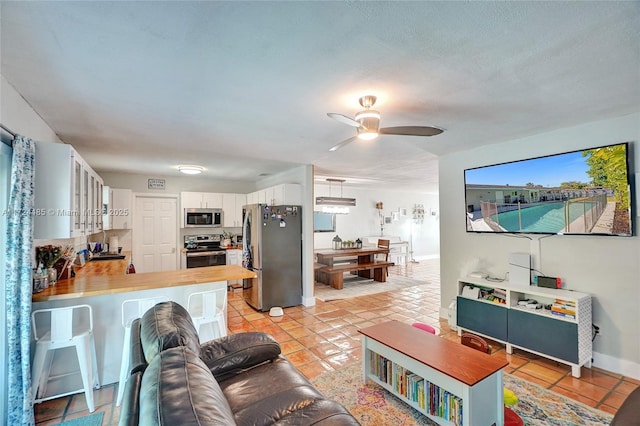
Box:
117;371;142;426
219;356;359;426
200;332;282;381
140;301;201;362
140;346;237;426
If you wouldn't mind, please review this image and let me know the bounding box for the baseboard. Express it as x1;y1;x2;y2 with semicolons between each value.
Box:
592;351;640;381
302;295;316;307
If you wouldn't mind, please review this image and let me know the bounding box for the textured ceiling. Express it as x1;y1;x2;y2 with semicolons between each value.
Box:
1;1;639;193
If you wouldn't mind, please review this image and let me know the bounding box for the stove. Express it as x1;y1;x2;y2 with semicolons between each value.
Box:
183;234;226;268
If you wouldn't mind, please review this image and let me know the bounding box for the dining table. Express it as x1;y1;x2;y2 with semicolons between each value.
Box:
314;246;391;286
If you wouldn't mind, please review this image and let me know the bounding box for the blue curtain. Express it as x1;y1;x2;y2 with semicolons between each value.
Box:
5;135;36;426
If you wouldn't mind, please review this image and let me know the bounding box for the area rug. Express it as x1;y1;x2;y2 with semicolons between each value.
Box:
315;275;430;301
312;363;613;426
59;412;104;426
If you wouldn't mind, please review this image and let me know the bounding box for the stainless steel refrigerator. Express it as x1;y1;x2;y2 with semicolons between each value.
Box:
242;204;302;311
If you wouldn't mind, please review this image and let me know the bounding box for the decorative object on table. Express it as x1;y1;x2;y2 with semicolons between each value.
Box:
35;245;64;285
342;240;356;249
355;238;362;249
332;235;342;250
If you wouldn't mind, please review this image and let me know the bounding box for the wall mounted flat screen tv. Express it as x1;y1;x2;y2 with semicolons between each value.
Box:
464;142;633;236
314;211;336;232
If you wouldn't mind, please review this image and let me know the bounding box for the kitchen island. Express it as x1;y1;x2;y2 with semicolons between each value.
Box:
31;265;256;388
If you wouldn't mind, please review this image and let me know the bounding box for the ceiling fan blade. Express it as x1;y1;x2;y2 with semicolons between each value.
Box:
380;126;444;137
329;136;357;152
327;112;362;128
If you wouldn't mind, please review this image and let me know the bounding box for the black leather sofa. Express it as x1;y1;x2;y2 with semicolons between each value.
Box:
611;385;640;426
118;301;360;426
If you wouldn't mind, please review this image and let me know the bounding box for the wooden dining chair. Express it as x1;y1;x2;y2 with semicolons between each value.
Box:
377;239;390;276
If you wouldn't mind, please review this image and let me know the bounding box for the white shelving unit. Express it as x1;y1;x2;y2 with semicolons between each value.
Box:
360;321;506;426
456;276;592;377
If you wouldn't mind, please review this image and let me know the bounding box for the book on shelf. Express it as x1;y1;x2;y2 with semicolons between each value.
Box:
369;351;463;426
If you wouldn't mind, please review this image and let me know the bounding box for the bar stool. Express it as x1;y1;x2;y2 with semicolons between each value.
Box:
116;295;168;407
31;304;100;412
187;289;227;343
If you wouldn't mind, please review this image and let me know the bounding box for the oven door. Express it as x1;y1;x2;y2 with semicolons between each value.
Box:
185;251;227;268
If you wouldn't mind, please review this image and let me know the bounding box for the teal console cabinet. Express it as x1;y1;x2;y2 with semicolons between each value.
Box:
456;277;591;378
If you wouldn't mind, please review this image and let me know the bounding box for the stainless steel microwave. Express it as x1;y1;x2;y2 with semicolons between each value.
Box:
184;208;223;228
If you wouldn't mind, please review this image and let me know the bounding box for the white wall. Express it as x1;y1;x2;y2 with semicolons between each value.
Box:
313;184;440;260
439;113;640;379
99;171;255;194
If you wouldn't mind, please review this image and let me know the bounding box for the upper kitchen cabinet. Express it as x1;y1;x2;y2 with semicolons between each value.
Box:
222;193;246;227
181;192;223;209
247;184;302;206
272;184;302;205
34;141;103;239
103;187;132;230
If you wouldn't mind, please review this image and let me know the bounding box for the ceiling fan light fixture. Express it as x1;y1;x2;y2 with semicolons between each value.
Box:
355;109;380;140
178;165;204;175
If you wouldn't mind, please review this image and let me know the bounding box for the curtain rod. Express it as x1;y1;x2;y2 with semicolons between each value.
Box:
0;123;17;137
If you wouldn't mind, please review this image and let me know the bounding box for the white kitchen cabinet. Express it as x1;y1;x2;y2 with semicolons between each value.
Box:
34;141;103;239
226;249;243;286
222;193;246;227
245;184;302;207
246;191;258;205
110;188;132;229
181;192;224;226
272;183;301;205
181;192;223;209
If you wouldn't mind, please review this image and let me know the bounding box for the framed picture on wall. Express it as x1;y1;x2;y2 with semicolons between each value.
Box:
384;216;392;224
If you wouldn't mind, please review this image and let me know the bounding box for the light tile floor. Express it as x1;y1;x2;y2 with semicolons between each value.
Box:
35;259;638;424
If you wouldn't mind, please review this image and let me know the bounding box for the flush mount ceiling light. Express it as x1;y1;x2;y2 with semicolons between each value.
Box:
316;178;356;210
178;165;204;175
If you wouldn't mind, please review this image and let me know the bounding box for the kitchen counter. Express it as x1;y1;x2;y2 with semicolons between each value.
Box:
32;264;256;302
31;264;257;386
73;251;131;278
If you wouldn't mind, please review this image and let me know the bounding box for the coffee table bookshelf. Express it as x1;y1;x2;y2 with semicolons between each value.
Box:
359;321;508;426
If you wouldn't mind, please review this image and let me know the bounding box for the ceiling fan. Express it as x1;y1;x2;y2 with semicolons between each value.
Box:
326;95;444;151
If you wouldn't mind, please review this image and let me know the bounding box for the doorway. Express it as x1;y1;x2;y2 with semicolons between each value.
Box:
132;195;178;273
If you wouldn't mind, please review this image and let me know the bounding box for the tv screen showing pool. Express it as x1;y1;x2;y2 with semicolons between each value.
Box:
464;142;633;236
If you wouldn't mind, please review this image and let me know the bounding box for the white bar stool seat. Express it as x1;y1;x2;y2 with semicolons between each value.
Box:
31;304;100;412
187;289;227;343
115;295;168;407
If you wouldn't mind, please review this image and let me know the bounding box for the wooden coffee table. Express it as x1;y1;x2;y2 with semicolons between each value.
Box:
358;321;508;426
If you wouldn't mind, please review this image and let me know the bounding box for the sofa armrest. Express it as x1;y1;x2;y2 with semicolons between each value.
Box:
199;332;281;380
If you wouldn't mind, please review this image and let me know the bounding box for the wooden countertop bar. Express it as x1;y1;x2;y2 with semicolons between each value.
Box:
32;265;256;302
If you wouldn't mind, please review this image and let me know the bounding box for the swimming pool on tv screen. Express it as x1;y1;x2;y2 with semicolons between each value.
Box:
490;202;596;233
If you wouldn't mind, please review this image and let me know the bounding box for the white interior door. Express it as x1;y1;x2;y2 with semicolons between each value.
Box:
133;196;178;273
